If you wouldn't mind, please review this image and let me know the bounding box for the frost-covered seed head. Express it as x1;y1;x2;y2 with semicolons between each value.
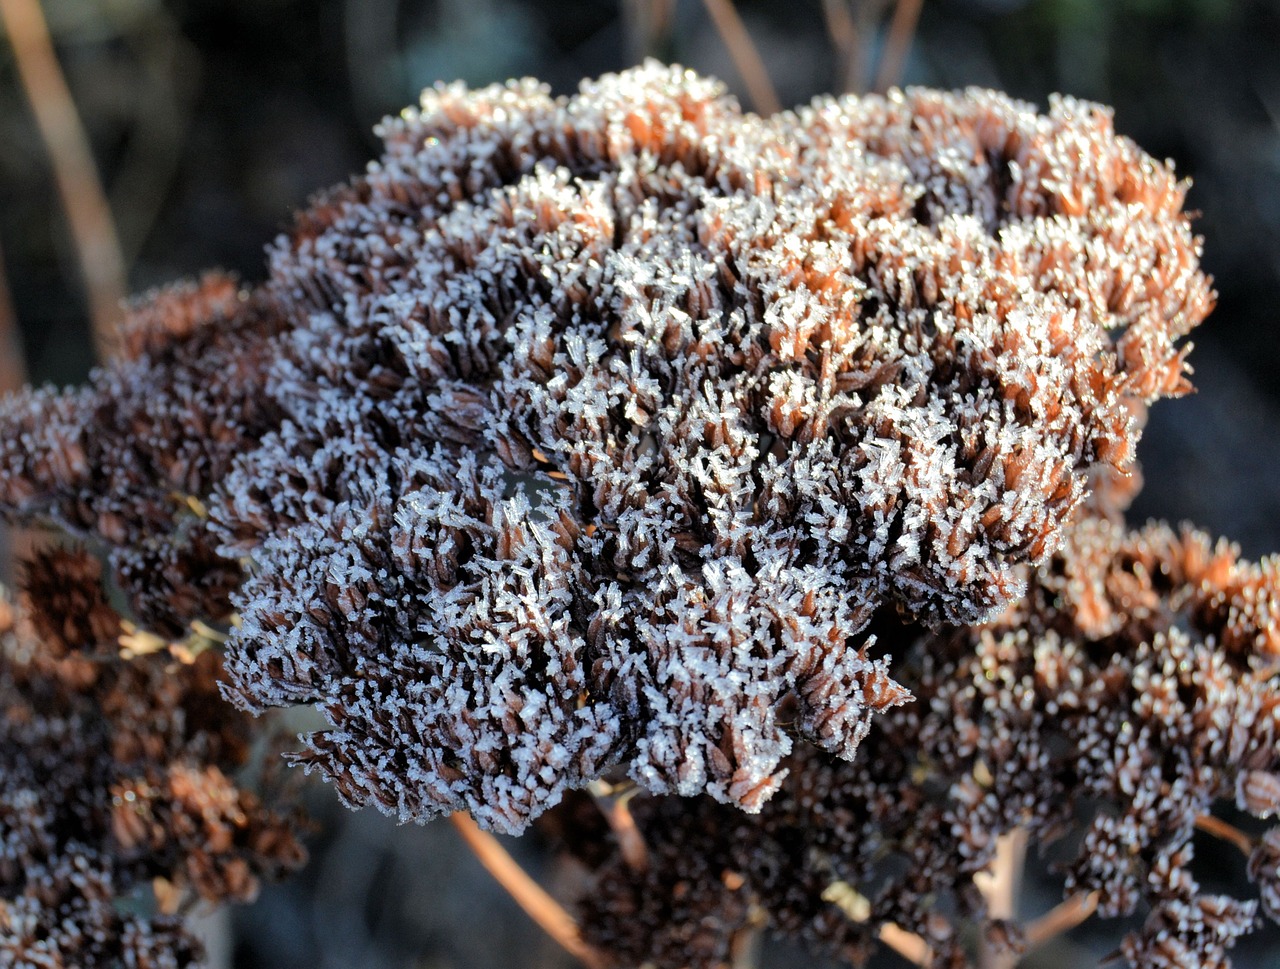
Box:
0;65;1213;833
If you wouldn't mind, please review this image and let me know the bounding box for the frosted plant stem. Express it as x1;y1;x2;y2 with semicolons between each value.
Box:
699;0;781;114
977;828;1027;969
450;812;609;969
0;0;125;361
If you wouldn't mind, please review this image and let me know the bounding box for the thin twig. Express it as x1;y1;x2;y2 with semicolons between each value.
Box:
821;0;860;94
108;13;200;270
1;0;126;361
449;812;608;969
0;238;29;583
1195;814;1256;857
0;237;26;395
699;0;781;115
873;0;923;93
588;780;649;873
1024;891;1100;949
976;829;1028;969
729;917;764;969
879;921;933;967
623;0;676;63
824;878;934;966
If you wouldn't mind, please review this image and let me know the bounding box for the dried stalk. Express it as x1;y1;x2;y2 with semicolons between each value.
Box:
1195;814;1256;857
623;0;676;63
449;812;608;969
976;829;1028;969
879;922;934;967
1024;890;1100;949
0;238;25;395
699;0;780;115
729;918;764;969
588;780;649;873
821;0;860;94
0;0;126;361
873;0;923;93
0;238;28;582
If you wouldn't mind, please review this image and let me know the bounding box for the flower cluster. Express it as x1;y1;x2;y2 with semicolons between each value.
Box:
0;65;1212;840
0;548;305;967
561;515;1280;967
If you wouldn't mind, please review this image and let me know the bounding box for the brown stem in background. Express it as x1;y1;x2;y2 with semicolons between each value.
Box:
729;919;764;969
0;237;26;395
0;0;126;361
0;238;29;583
450;812;609;969
873;0;923;93
821;0;860;94
976;829;1027;969
699;0;781;115
622;0;676;63
1195;814;1256;857
1024;891;1100;949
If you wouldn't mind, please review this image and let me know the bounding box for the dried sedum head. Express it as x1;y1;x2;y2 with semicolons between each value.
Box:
0;549;305;967
562;515;1280;968
0;64;1212;841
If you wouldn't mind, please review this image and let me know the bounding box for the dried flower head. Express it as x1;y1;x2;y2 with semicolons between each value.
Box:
0;64;1213;836
0;549;305;966
564;515;1280;967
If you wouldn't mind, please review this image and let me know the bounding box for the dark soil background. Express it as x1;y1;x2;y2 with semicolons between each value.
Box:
2;1;1278;967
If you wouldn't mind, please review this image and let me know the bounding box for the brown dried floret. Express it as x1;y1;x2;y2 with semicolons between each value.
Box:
0;558;305;967
19;546;121;657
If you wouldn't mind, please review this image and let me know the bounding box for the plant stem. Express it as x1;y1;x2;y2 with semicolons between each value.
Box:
977;828;1027;969
588;781;649;873
0;237;28;582
1024;891;1099;949
449;812;608;969
821;0;860;94
699;0;781;115
0;238;24;395
1195;814;1255;857
874;0;923;93
879;921;934;967
0;0;126;361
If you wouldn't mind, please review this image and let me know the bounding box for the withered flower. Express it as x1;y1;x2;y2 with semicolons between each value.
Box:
0;549;305;967
0;65;1213;837
567;516;1280;968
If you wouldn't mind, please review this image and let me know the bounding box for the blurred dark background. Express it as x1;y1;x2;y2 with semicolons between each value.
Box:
1;1;1278;967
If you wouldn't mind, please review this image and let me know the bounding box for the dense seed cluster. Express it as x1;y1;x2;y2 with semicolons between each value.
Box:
0;65;1213;838
0;549;305;968
565;515;1280;968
